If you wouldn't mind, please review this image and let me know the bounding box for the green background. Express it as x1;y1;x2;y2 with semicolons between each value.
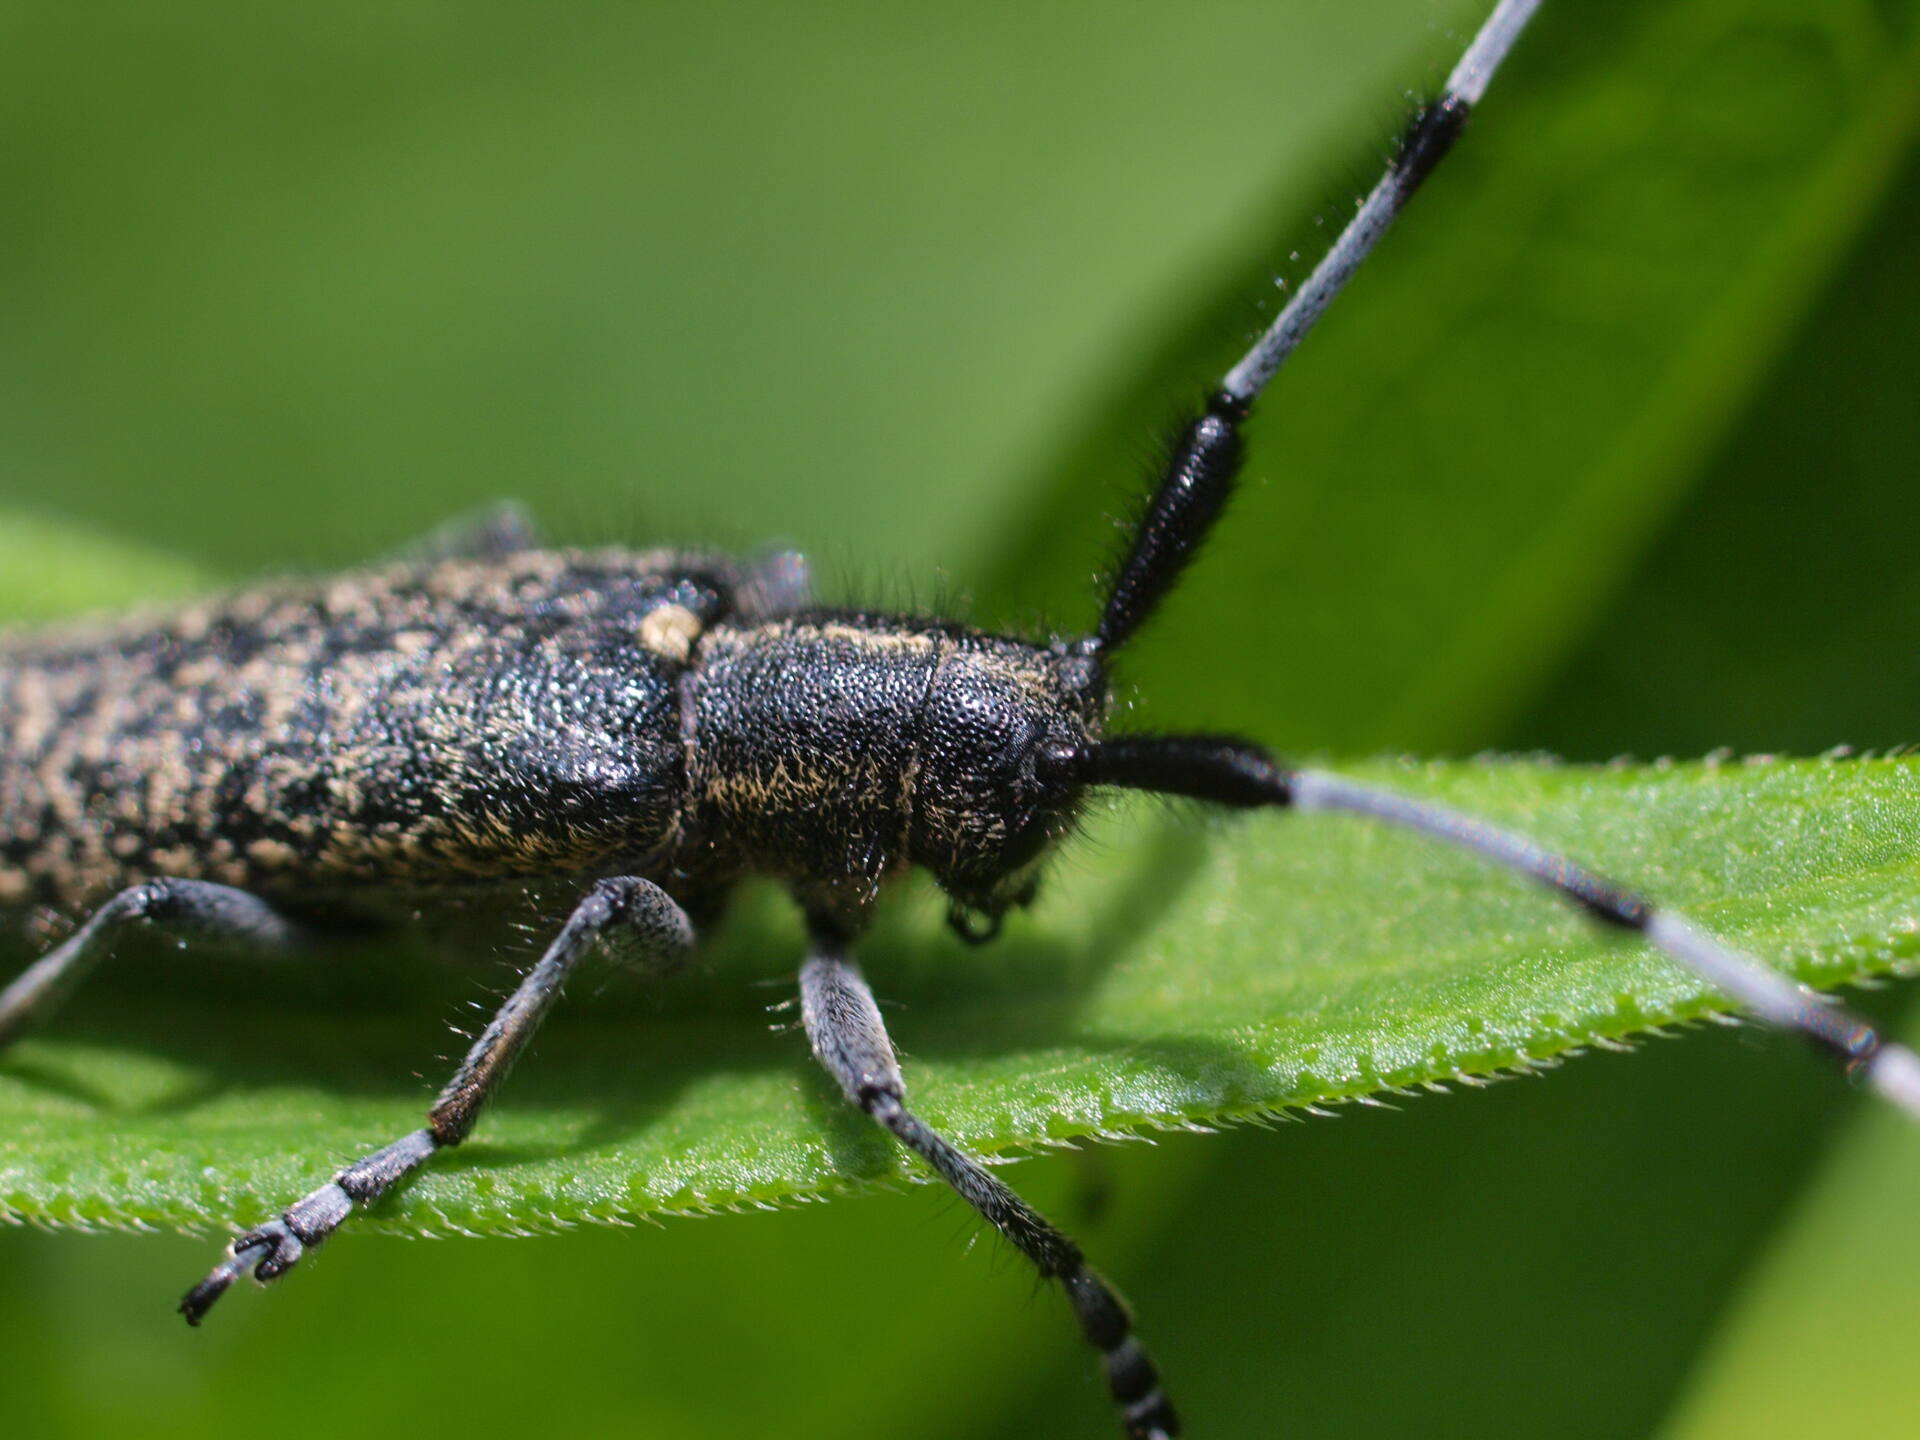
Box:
3;2;1919;1437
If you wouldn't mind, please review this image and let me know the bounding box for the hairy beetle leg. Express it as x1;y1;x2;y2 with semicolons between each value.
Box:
0;878;302;1051
180;875;693;1325
386;499;543;563
800;945;1177;1440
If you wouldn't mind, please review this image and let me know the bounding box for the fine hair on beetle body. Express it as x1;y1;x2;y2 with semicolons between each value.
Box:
5;4;1920;1439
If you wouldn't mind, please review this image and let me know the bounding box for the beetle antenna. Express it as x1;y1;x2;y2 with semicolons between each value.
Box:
1221;0;1542;406
1065;734;1920;1122
1092;0;1544;657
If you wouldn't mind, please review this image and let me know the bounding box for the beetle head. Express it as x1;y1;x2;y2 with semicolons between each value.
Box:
910;634;1105;941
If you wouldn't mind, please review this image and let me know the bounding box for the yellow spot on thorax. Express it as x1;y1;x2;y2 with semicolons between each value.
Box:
639;604;703;663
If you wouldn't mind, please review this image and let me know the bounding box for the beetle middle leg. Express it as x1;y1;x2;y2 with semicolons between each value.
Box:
0;879;303;1050
800;943;1177;1440
180;874;693;1324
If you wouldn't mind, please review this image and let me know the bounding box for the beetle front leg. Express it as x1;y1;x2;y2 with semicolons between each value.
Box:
799;942;1178;1440
180;874;693;1324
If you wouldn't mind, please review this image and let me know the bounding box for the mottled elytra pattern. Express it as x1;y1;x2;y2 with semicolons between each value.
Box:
0;549;788;913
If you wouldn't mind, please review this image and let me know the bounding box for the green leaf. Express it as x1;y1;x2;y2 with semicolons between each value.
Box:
0;514;209;622
6;755;1917;1233
1656;1009;1920;1440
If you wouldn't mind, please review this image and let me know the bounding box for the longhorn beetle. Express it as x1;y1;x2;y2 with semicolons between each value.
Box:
3;2;1916;1436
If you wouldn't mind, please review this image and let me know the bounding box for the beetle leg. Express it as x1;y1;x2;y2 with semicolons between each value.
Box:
0;879;302;1050
388;499;542;563
734;548;813;620
179;874;692;1324
799;943;1177;1440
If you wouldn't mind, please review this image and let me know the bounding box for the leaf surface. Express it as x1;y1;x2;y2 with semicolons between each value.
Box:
6;756;1916;1233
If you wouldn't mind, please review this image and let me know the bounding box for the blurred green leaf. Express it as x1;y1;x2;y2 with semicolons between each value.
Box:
0;514;209;622
1656;1004;1920;1440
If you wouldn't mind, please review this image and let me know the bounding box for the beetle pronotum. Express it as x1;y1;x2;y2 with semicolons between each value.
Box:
3;2;1920;1440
